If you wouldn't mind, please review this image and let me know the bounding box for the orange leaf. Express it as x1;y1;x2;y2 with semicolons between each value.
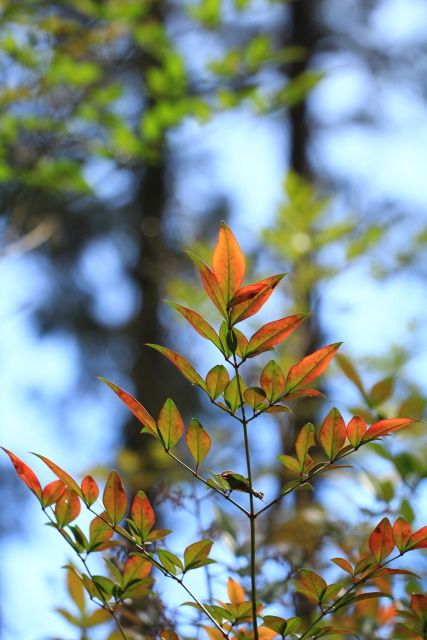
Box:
130;490;155;539
55;488;81;527
164;302;222;351
406;525;427;550
186;251;226;317
2;448;43;502
212;221;245;305
122;555;151;588
32;454;84;500
227;577;245;606
98;378;158;438
81;476;99;507
361;418;417;444
103;470;128;525
286;342;342;392
246;314;310;356
260;360;286;402
42;480;66;507
392;517;412;552
319;407;347;460
146;345;208;393
347;416;367;448
369;517;395;563
230;274;286;325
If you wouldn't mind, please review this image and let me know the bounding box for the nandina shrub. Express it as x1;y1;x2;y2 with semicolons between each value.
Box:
4;223;427;640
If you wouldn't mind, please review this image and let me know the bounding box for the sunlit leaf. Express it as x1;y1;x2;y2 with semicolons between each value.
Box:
185;419;211;468
286;343;342;392
122;555;151;589
227;577;245;606
280;389;325;400
212;221;245;304
410;594;427;625
160;630;180;640
230;274;286;324
55;489;81;527
164;302;223;351
186;251;227;317
335;354;365;393
147;345;208;393
244;386;267;409
88;513;117;552
393;517;413;552
369;517;395;563
319;407;346;460
406;525;427;550
260;360;286;402
67;568;86;613
246;314;309;356
130;491;155;539
32;454;84;500
103;470;128;525
265;405;291;413
347;416;367;448
2;448;43;503
98;378;158;437
331;558;353;575
157;398;185;449
206;365;230;399
42;480;66;507
224;374;247;412
370;377;394;407
81;476;99;507
295;423;317;471
276;455;300;473
184;539;214;571
361;418;417;444
296;569;327;603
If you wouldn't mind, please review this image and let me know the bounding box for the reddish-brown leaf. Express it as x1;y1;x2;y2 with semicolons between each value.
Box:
369;517;395;563
55;488;81;527
406;526;427;550
42;480;66;507
411;594;427;625
2;448;43;502
103;470;128;525
331;557;353;575
393;517;413;552
185;419;211;468
260;360;286;402
160;630;180;640
164;302;222;351
319;407;347;460
146;345;208;393
212;221;245;304
286;343;342;392
157;398;185;449
130;490;155;539
98;378;158;438
186;251;227;317
32;454;84;500
282;389;325;400
246;314;310;356
230;274;286;325
361;418;417;444
227;577;245;606
347;416;367;448
229;282;266;307
81;476;99;507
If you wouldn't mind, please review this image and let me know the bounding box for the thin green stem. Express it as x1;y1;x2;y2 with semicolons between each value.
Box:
232;351;259;640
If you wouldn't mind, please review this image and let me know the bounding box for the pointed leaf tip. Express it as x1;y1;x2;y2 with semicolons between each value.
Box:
97;377;158;438
2;448;43;502
212;222;245;305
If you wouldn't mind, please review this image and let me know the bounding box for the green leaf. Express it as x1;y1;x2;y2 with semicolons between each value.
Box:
246;314;309;356
97;378;158;438
369;517;395;563
55;489;81;527
206;365;230;399
164;301;223;351
286;343;342;392
321;583;343;602
276;455;300;473
147;345;208;393
185;419;211;468
212;221;245;305
260;360;286;402
340;592;393;606
158;549;183;574
335;354;365;393
244;386;267;409
2;448;43;503
184;540;214;571
224;374;247;412
319;407;346;460
297;569;327;604
157;398;185;449
130;491;155;539
103;470;128;525
295;423;317;471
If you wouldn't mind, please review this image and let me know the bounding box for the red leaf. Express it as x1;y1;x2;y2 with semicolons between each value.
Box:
185;419;211;468
186;251;226;317
157;398;185;449
347;416;367;448
42;480;66;507
246;314;310;356
212;221;245;305
55;488;81;527
130;490;155;539
103;470;128;525
146;344;208;393
229;282;265;306
230;274;286;325
286;343;342;392
81;476;99;507
164;302;222;351
406;526;427;550
319;407;347;460
2;448;43;502
32;454;84;500
361;418;417;444
393;517;412;552
369;517;395;563
260;360;286;402
98;378;158;438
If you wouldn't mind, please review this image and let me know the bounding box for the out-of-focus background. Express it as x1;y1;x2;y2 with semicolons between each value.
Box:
1;0;427;638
